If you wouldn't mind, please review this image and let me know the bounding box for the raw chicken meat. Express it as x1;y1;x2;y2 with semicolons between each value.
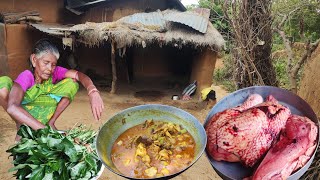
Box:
206;94;291;167
252;115;318;180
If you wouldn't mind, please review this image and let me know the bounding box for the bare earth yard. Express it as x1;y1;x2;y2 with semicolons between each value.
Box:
0;83;228;180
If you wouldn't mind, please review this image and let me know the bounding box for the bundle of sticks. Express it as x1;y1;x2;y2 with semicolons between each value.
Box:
0;11;42;24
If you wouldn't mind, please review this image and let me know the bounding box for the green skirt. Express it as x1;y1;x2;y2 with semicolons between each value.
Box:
0;76;79;124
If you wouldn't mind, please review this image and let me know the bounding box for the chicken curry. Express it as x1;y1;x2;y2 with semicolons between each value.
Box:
111;120;196;178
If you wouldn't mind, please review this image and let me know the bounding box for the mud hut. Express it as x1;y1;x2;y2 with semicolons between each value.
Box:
0;0;225;97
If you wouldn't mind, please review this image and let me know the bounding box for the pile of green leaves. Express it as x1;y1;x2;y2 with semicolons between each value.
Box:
6;124;102;180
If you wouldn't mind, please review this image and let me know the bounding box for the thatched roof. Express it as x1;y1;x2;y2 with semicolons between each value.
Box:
30;9;225;51
70;10;225;51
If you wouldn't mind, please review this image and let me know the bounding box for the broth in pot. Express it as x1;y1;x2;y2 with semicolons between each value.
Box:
111;120;196;178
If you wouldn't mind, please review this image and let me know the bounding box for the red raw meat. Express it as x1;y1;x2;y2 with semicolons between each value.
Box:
252;115;318;179
206;94;291;167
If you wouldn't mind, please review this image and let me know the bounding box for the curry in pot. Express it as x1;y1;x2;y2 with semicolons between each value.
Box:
111;120;196;178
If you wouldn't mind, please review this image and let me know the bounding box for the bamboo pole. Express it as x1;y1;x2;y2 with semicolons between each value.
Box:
110;41;117;94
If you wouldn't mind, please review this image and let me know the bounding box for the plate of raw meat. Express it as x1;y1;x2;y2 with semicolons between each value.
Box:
204;86;319;180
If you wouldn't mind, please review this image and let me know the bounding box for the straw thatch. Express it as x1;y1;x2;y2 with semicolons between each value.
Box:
70;10;225;51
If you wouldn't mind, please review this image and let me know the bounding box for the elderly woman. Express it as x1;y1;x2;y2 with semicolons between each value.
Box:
0;39;104;132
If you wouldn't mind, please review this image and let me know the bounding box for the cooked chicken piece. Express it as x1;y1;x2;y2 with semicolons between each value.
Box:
135;143;147;162
177;135;183;141
178;141;188;148
142;154;151;165
169;138;176;144
165;131;172;138
161;168;170;176
117;140;123;146
145;167;157;177
167;123;177;133
149;144;160;155
159;149;170;161
161;161;169;166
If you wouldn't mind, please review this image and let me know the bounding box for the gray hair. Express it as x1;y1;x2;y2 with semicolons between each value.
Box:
29;39;60;72
32;39;60;59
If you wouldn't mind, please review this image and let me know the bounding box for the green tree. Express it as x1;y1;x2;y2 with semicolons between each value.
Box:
186;0;231;42
272;0;320;93
200;0;231;42
273;0;320;42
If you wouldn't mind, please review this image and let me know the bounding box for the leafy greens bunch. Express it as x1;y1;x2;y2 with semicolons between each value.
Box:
6;124;102;180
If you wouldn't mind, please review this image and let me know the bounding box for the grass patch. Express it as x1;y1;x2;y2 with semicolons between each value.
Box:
213;54;236;92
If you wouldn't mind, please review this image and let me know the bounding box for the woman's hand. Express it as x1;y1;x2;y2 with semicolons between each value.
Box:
66;70;105;121
89;91;104;121
7;83;46;130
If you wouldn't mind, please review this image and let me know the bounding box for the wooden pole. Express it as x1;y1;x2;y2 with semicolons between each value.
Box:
0;11;40;23
110;41;117;94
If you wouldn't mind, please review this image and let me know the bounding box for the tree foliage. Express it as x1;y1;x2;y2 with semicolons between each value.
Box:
272;0;320;93
199;0;231;41
272;0;320;42
186;0;231;42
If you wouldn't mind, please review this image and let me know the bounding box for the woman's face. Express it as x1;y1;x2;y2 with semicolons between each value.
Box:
31;52;57;81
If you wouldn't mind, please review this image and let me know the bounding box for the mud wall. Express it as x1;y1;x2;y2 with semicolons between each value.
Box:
0;24;45;78
298;45;320;117
0;0;80;78
0;24;7;76
190;48;217;95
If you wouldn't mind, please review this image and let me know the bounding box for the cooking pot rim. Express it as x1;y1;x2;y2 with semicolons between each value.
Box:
96;104;207;180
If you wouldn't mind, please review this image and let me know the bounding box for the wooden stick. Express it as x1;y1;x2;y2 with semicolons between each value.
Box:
48;27;74;31
17;16;42;22
110;41;117;94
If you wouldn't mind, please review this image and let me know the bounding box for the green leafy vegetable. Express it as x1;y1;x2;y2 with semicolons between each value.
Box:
6;124;101;180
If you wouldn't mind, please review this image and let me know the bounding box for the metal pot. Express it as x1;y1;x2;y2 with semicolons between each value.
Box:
96;104;207;179
204;86;320;180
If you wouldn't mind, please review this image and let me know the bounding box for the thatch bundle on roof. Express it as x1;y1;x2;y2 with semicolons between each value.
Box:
70;10;225;51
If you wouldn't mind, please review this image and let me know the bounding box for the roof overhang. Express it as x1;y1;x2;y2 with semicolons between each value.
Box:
30;10;225;51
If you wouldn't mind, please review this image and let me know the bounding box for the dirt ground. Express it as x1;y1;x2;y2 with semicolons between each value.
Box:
0;80;229;180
